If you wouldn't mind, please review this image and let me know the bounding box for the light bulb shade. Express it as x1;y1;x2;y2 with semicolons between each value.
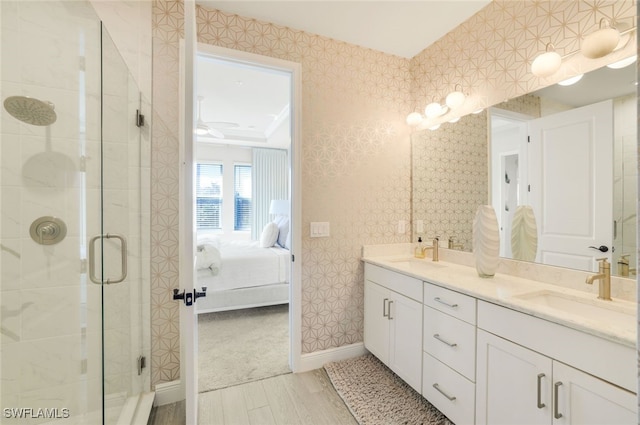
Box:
531;50;562;77
428;124;441;131
581;27;620;59
425;102;443;118
448;116;461;123
607;55;637;69
406;112;423;126
557;74;584;86
446;90;466;109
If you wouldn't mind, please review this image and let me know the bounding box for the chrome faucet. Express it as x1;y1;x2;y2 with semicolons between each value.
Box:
423;237;440;262
585;258;611;300
448;236;463;250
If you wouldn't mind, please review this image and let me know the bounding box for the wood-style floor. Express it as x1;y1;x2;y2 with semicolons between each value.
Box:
149;369;357;425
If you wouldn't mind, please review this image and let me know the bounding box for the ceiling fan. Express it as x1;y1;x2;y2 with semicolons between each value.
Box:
196;96;225;139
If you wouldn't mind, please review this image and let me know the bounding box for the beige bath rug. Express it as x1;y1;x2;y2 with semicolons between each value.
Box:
324;354;454;425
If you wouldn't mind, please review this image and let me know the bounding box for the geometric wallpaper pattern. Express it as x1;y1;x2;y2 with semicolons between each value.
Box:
152;0;412;384
151;0;636;385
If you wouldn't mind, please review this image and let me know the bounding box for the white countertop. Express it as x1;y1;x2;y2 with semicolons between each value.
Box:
362;254;636;348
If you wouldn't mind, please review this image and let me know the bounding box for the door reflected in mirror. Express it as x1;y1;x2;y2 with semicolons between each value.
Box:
489;64;636;276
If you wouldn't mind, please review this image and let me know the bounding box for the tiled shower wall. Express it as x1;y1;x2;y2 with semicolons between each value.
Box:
1;0;152;418
150;0;637;386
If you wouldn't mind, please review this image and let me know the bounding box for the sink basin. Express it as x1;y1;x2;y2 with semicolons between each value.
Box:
385;258;446;271
515;290;635;327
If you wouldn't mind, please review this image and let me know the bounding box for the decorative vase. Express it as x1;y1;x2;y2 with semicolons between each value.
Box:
510;205;538;262
473;205;500;278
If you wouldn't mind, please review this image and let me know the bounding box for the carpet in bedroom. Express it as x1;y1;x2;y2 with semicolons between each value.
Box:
324;354;454;425
198;304;290;393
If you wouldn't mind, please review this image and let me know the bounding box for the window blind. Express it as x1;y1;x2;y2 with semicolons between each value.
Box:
196;163;223;229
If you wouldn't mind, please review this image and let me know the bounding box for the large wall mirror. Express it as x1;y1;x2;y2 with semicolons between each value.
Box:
412;33;637;278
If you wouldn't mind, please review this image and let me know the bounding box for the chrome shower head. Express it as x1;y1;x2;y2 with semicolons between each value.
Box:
3;96;57;126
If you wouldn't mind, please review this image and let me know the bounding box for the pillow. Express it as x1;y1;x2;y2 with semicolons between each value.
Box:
260;222;279;247
276;217;289;249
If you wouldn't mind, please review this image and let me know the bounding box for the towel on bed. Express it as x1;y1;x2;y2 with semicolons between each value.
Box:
196;243;221;275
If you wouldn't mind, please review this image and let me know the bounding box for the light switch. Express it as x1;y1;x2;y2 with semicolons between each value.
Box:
310;222;330;237
398;220;406;234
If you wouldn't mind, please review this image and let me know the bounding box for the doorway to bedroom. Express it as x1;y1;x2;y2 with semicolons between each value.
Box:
194;47;295;394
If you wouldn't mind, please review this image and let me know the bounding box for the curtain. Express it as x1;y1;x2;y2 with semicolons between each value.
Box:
251;148;288;240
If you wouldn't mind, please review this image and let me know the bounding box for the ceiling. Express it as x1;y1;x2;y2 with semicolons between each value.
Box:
195;1;491;148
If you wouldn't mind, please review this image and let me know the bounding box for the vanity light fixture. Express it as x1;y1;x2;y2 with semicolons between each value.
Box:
581;18;620;59
428;123;441;131
557;73;584;86
472;108;484;114
448;117;461;123
531;43;562;77
606;54;637;69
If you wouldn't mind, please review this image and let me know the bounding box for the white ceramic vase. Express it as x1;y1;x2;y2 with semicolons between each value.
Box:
510;205;538;262
473;205;500;278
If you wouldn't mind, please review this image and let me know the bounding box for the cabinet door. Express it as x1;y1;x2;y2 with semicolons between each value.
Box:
476;329;552;425
552;362;636;425
364;280;390;363
388;292;423;392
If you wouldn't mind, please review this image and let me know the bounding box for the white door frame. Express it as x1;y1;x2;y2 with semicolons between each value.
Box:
179;43;303;418
194;42;303;372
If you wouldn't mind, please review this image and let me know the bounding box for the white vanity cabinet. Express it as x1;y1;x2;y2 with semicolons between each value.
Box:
364;264;423;392
476;301;636;425
422;283;477;425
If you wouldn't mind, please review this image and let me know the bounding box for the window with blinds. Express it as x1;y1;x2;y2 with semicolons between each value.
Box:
196;163;223;229
234;164;252;231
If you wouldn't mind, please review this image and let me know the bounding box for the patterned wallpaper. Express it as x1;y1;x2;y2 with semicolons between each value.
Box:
151;1;412;384
150;0;636;385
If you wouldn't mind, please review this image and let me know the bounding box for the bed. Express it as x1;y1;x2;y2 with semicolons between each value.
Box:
195;237;290;314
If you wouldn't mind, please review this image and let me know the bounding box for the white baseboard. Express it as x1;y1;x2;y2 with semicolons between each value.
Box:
153;380;183;406
297;342;367;372
153;344;366;405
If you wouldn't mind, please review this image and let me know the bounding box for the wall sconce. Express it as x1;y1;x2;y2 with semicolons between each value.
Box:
531;43;562;77
445;85;466;109
581;18;620;59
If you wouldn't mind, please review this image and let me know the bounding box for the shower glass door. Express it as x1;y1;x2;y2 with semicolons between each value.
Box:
99;23;148;425
0;2;149;424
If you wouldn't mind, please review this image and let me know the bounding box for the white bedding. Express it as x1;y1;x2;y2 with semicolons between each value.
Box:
197;239;290;292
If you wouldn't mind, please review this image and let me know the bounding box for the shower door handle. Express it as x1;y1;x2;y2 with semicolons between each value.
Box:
89;233;128;284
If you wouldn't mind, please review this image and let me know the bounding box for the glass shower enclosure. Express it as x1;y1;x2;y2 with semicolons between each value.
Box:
1;1;150;424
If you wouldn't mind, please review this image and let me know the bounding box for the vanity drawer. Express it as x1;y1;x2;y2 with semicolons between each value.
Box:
422;352;475;425
424;282;476;324
365;264;422;301
423;306;476;381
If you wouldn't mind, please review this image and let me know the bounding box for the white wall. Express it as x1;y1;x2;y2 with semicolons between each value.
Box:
196;143;252;240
